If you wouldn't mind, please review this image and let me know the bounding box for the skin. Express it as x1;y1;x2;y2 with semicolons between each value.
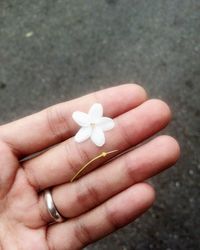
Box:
0;84;180;250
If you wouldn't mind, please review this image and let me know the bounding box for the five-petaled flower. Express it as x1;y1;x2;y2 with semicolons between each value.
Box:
72;103;115;147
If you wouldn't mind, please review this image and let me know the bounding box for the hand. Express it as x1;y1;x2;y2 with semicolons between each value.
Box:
0;84;180;250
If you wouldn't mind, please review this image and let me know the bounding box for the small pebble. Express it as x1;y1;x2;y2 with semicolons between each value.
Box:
189;169;194;175
25;31;34;38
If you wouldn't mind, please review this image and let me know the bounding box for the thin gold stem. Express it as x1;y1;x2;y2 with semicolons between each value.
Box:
70;149;118;182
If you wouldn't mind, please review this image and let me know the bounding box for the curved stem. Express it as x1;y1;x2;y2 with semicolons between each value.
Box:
70;149;118;182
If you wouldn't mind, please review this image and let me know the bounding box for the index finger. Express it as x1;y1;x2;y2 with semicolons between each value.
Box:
0;84;147;157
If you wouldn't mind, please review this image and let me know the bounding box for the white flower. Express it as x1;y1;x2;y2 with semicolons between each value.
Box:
72;103;115;147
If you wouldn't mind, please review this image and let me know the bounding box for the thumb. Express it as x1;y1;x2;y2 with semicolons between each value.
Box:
0;141;19;199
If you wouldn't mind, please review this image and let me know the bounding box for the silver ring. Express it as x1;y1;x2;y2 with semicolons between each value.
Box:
43;189;65;223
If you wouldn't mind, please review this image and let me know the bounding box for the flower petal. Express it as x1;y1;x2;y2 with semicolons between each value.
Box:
97;117;115;131
74;127;92;143
72;111;90;126
88;103;103;123
91;126;105;147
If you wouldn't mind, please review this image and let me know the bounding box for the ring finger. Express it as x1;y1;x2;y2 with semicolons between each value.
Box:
38;135;180;224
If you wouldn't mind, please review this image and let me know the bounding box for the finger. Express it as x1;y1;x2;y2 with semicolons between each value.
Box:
24;99;171;190
47;183;155;250
0;141;19;199
0;84;147;157
39;135;179;223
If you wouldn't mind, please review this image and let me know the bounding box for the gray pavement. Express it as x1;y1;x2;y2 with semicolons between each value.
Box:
0;1;199;249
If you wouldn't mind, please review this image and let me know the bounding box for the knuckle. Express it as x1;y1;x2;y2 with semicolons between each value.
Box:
74;219;93;247
76;144;91;170
75;180;100;211
46;105;69;142
64;142;79;175
115;119;133;147
124;153;139;183
23;164;41;191
104;202;123;230
64;142;91;177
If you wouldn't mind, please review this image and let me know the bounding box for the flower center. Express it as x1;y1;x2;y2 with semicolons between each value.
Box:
90;123;96;128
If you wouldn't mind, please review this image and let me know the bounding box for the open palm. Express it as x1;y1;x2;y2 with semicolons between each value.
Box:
0;84;180;250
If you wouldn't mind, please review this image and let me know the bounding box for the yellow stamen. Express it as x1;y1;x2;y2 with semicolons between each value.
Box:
90;123;96;128
70;149;118;182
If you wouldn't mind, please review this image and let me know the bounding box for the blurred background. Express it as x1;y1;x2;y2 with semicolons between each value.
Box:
0;1;199;249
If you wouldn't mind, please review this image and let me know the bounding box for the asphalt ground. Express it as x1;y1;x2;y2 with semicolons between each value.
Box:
0;1;199;249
